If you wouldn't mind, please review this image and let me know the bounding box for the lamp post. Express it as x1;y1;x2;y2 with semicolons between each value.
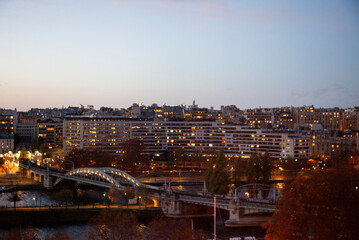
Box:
103;193;106;206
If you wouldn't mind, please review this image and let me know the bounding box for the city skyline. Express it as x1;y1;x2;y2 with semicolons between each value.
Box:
1;101;359;112
1;0;359;111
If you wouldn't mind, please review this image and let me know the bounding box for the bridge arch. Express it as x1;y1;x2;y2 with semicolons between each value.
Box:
55;168;121;188
99;168;142;187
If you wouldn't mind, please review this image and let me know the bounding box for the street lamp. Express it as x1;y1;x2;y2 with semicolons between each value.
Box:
32;197;37;206
103;193;106;206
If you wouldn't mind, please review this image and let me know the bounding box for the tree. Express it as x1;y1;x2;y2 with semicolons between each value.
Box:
65;149;114;169
45;232;72;240
120;138;146;172
205;150;230;195
265;166;359;240
52;189;73;208
232;157;242;188
262;152;271;184
88;211;141;240
279;157;304;179
327;147;354;168
172;148;187;169
246;153;261;183
107;188;121;206
123;186;135;202
76;189;97;206
31;137;45;153
1;227;40;240
143;217;207;240
7;191;22;211
246;152;272;184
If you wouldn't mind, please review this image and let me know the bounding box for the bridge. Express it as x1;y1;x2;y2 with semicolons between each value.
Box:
19;161;279;226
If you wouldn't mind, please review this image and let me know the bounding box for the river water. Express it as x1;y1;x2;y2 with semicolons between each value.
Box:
0;186;266;239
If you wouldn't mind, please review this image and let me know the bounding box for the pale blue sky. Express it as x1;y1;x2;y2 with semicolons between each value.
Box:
0;0;358;111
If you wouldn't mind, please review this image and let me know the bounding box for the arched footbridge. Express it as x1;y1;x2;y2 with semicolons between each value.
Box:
52;167;143;190
20;161;279;225
19;161;147;191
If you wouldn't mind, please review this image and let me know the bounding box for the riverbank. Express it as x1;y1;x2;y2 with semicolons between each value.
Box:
0;206;162;228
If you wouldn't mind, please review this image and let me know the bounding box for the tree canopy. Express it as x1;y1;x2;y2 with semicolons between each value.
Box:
246;152;272;184
143;217;207;240
52;189;73;208
88;211;141;240
65;149;114;169
119;138;147;172
265;166;359;240
205;150;230;195
232;157;242;188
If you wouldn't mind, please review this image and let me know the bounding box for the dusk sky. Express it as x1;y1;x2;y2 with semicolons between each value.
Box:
1;0;358;111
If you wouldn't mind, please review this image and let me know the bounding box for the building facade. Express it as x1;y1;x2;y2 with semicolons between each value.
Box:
63;116;310;159
0;109;17;153
37;119;63;156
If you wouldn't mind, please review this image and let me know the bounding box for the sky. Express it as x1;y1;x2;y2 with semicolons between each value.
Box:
0;0;358;111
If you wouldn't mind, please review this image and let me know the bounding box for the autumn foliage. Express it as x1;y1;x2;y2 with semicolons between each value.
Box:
65;149;114;169
265;166;359;240
143;217;207;240
88;211;141;240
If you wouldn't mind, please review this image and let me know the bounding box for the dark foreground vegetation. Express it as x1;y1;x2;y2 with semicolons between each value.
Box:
0;210;207;240
264;166;359;240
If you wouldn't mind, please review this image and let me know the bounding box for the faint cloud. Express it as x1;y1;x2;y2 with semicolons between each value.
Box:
314;82;345;96
292;82;350;100
291;90;310;98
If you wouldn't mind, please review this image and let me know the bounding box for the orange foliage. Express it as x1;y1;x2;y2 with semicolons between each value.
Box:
265;167;359;240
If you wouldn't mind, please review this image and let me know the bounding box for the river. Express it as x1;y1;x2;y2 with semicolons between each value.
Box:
0;186;267;239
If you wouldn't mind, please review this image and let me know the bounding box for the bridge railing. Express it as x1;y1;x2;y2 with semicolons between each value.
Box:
178;194;229;207
51;172;125;190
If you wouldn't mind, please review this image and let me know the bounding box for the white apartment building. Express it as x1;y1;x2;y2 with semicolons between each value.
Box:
63;116;310;159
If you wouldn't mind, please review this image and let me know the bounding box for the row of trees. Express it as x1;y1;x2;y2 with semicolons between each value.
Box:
1;211;207;240
65;139;219;173
205;150;272;195
64;138;149;172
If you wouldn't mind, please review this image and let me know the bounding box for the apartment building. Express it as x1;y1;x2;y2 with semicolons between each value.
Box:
293;106;359;132
0;138;14;154
0;109;17;136
37;119;63;156
63;116;310;159
310;131;359;159
0;109;17;153
16;113;37;141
